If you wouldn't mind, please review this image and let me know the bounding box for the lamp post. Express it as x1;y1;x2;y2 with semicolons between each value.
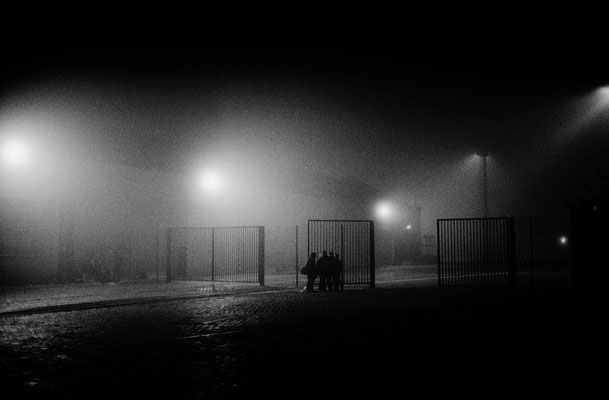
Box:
476;153;489;218
375;201;397;265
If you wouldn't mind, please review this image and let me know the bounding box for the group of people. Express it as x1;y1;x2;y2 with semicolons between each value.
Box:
304;250;344;292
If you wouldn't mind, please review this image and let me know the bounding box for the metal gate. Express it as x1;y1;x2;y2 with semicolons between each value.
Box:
437;218;515;288
166;226;265;285
308;220;375;288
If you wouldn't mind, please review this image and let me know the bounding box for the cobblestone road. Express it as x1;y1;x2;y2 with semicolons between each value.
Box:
0;277;598;400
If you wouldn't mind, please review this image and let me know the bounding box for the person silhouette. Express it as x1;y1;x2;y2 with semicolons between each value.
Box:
317;250;329;292
327;251;337;292
305;252;317;292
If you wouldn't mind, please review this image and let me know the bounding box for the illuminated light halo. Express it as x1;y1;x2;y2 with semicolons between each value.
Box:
1;138;31;168
375;201;394;221
200;170;223;193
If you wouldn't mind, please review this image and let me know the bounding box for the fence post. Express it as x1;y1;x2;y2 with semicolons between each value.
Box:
258;226;265;286
156;227;160;281
370;221;375;288
166;228;172;282
509;217;517;289
295;225;299;288
529;216;534;290
211;227;215;282
437;219;441;287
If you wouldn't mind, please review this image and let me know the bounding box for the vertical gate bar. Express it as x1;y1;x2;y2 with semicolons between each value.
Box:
503;218;508;287
497;219;502;288
487;219;492;287
469;219;473;287
478;219;482;287
248;227;252;282
307;221;310;265
463;220;468;287
295;225;299;288
459;220;463;286
447;220;452;285
192;228;195;280
466;219;471;286
443;220;448;285
495;219;500;288
248;228;252;283
340;223;344;287
369;221;376;288
529;216;534;290
459;219;468;285
439;220;443;286
362;222;366;283
471;219;476;287
498;219;504;287
459;220;464;286
437;220;441;286
496;220;509;286
465;219;478;286
211;227;215;282
258;226;265;286
451;221;462;285
485;219;490;287
498;219;504;288
454;220;459;286
487;218;496;287
484;220;489;287
231;228;234;282
502;219;507;287
466;220;471;287
496;219;501;287
503;218;509;287
465;219;470;286
454;220;458;286
356;222;360;283
472;219;477;287
476;218;490;287
482;218;487;287
481;219;486;287
156;227;160;282
244;227;248;282
166;228;172;282
509;217;516;289
479;218;484;287
196;228;200;280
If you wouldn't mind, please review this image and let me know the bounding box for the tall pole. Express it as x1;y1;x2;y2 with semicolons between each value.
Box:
481;154;488;218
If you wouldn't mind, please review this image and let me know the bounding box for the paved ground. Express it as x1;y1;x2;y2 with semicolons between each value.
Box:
0;265;599;399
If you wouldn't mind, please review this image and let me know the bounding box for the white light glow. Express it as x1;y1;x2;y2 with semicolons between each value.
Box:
559;236;568;246
375;201;393;221
1;138;31;168
406;224;412;230
200;170;223;193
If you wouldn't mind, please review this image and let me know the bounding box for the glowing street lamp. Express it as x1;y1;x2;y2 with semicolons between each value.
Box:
200;170;223;194
1;138;31;169
375;201;394;222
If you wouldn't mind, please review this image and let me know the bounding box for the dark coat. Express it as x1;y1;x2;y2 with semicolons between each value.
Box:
317;255;329;275
305;256;317;276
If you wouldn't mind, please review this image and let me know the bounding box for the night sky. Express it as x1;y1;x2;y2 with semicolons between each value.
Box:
2;2;608;233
